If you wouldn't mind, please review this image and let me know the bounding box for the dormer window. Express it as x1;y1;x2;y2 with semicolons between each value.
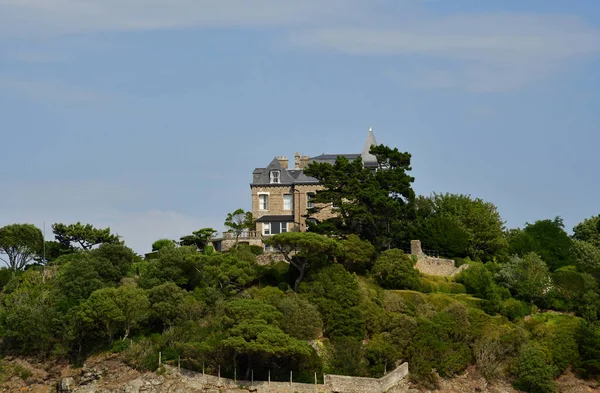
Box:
270;170;281;184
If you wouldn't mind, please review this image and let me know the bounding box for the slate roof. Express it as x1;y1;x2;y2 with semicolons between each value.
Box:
308;153;360;165
251;128;379;187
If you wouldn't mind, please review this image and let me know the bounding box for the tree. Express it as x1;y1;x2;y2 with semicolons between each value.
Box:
412;193;507;260
573;239;600;275
303;144;415;250
372;249;421;290
113;284;150;339
573;214;600;248
521;217;574;271
497;253;552;305
221;298;312;379
275;295;323;340
0;269;58;354
77;287;124;343
202;252;259;294
336;234;377;274
152;239;176;252
0;224;43;271
224;209;254;244
179;228;217;250
264;232;338;290
52;222;120;250
299;264;364;338
513;344;557;393
139;246;201;290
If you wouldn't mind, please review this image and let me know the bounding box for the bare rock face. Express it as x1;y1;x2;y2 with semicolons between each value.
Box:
79;367;102;385
57;377;75;393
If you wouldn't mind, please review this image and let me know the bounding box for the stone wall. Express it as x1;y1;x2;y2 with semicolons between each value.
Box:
164;362;409;393
410;240;469;277
325;362;409;393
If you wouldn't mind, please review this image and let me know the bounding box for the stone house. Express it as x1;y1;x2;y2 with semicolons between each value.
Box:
213;128;379;252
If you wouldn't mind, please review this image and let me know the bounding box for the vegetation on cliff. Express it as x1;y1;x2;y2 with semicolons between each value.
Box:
0;144;599;393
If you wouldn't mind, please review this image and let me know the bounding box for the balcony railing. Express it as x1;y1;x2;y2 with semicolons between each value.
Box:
212;231;262;241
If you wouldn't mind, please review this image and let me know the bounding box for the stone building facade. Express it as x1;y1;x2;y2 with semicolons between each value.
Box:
212;128;379;252
249;128;379;248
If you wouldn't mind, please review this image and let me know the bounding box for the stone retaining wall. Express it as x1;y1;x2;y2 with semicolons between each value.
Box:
165;362;409;393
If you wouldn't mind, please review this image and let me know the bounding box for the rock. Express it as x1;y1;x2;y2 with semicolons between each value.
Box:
79;368;102;385
57;377;75;392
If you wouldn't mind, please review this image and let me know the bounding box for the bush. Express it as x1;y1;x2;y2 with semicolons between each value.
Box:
122;338;160;372
249;245;264;255
500;298;531;321
513;344;557;393
111;340;129;353
575;321;600;379
372;249;421;290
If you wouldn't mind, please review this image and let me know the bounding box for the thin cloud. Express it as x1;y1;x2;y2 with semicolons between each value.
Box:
0;0;367;36
289;13;600;92
0;76;106;103
4;51;66;63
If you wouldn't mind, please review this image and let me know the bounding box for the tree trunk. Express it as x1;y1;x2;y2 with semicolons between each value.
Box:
245;354;252;380
293;263;307;291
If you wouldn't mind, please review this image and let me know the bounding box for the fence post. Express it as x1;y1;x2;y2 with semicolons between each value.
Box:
268;370;270;385
314;372;317;385
290;370;292;385
202;362;205;375
218;366;221;381
178;356;180;371
234;368;237;383
251;369;254;384
158;352;162;368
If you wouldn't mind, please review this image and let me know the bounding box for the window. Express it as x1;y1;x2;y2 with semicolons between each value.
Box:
262;222;271;236
280;222;288;233
259;194;269;210
283;194;293;210
270;170;281;184
307;192;315;209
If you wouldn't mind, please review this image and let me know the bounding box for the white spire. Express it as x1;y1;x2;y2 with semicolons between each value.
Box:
361;126;377;165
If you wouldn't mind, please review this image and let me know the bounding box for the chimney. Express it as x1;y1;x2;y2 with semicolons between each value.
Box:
276;156;288;169
294;152;301;169
299;155;310;169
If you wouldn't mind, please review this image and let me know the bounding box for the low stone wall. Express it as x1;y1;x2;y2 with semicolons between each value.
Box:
165;362;409;393
410;240;469;277
415;256;466;277
325;362;409;393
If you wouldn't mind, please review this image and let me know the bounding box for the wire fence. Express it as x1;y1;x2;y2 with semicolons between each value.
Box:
159;353;327;384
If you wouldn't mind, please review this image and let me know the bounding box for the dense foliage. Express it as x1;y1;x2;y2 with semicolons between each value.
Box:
1;144;599;392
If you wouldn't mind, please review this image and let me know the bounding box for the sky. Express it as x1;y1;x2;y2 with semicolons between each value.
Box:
1;0;599;255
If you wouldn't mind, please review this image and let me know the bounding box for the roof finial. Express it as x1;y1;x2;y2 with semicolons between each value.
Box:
369;126;373;133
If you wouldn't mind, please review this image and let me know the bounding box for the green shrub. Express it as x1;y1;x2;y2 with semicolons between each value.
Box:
249;245;264;255
111;339;129;353
122;338;159;372
575;321;600;379
513;344;556;393
500;298;531;321
372;249;421;291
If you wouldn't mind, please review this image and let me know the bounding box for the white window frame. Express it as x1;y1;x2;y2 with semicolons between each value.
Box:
258;193;269;210
280;222;288;233
307;192;315;209
283;194;293;211
270;170;281;184
262;222;271;236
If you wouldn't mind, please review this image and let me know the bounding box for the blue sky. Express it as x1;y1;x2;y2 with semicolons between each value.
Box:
1;0;599;254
